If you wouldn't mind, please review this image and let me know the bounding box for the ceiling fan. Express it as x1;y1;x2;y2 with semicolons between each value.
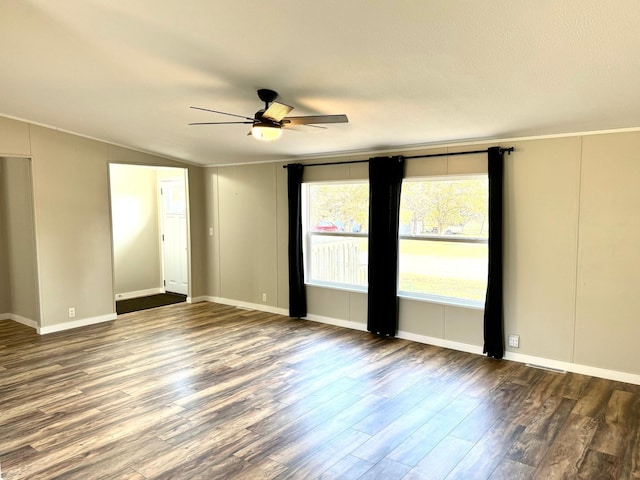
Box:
189;89;348;141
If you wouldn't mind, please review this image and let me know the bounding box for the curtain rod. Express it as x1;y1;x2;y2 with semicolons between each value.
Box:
282;146;514;169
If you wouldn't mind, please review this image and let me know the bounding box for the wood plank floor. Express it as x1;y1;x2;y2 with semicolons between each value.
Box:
1;302;639;479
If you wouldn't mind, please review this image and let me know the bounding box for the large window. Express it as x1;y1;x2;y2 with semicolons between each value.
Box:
303;182;369;290
303;176;488;306
399;176;488;306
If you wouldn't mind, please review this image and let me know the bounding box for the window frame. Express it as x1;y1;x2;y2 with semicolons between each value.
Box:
302;180;369;292
301;174;489;309
397;174;488;308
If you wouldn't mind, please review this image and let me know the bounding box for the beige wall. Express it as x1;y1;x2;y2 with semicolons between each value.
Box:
206;132;640;377
0;116;205;328
503;137;582;362
30;126;120;326
574;133;640;373
0;157;39;322
213;163;279;305
187;166;206;299
110;164;162;296
0;116;30;156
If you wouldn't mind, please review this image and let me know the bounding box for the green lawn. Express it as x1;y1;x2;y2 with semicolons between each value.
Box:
318;236;487;301
399;273;487;301
359;238;487;300
355;238;486;257
399;239;486;257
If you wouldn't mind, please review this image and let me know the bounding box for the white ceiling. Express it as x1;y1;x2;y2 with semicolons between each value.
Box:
2;1;640;167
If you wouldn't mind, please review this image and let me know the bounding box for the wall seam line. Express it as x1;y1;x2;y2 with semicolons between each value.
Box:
215;170;222;297
570;136;584;364
274;164;279;307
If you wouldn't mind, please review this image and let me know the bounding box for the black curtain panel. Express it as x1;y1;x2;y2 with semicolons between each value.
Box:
287;163;307;318
483;147;505;359
367;155;405;337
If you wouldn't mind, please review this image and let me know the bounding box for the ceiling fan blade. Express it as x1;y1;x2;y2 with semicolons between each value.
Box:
282;123;327;130
282;114;349;126
189;121;254;125
190;106;255;121
262;101;293;122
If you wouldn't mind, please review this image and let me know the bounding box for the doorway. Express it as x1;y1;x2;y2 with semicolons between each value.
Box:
109;164;189;314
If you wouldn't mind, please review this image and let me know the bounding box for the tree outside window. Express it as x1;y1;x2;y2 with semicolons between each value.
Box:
399;177;488;305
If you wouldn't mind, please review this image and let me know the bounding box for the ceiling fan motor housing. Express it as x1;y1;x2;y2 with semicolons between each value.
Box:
254;110;281;127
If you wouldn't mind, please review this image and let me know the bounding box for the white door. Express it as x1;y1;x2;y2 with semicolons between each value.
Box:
160;179;189;295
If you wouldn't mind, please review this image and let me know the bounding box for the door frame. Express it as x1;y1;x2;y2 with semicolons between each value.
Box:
108;164;191;311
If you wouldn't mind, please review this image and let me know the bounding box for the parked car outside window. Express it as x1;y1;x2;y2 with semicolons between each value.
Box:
313;221;339;232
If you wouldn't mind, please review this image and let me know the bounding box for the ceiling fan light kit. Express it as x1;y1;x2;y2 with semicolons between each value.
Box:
190;89;348;142
251;124;282;141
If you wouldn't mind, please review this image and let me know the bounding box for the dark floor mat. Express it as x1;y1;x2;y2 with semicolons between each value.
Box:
116;293;186;315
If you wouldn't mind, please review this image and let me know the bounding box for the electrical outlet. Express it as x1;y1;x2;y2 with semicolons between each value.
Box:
262;293;267;302
508;334;519;348
68;307;76;318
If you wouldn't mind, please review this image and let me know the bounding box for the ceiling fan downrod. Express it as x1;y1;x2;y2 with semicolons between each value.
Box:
257;88;278;109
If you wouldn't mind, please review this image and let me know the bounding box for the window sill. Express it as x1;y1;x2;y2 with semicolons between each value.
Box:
304;282;484;310
305;281;367;294
398;291;484;310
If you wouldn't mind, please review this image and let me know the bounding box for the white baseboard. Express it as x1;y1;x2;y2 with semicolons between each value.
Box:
156;297;640;386
503;351;640;385
0;313;38;330
396;332;640;385
305;317;639;385
115;287;164;301
305;313;368;333
188;295;210;304
38;313;117;335
397;330;485;356
303;316;486;356
208;296;289;316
